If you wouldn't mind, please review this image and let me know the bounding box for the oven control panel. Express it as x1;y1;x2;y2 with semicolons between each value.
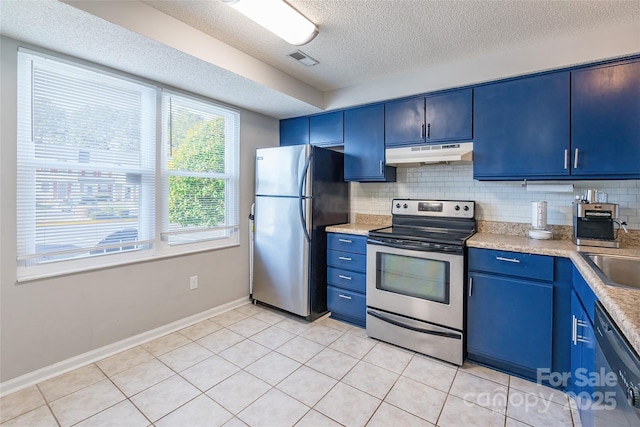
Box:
391;199;475;218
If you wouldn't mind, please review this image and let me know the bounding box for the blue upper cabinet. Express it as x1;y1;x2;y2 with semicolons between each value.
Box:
571;60;640;178
385;97;425;147
385;89;472;147
280;116;309;146
309;111;343;147
473;72;570;180
344;104;396;182
425;89;473;143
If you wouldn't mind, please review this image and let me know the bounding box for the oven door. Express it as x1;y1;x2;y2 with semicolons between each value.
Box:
366;242;464;330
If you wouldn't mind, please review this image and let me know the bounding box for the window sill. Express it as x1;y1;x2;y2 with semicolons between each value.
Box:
16;242;240;283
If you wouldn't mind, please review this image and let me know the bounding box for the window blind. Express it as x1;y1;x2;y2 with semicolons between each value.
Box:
16;50;156;266
160;92;240;246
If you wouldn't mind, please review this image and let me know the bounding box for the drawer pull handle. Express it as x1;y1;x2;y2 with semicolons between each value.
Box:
338;238;353;243
338;275;352;280
338;294;352;300
338;256;352;261
496;256;520;263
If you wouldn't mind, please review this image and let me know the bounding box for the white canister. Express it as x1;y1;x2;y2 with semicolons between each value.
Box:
529;201;552;239
531;201;548;230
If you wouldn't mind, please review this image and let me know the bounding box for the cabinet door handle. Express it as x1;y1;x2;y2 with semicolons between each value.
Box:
338;256;352;261
496;256;520;263
427;123;431;139
574;148;579;169
379;160;383;175
564;149;569;170
572;315;577;346
421;123;426;139
338;294;352;300
338;238;352;243
338;275;352;280
468;277;473;297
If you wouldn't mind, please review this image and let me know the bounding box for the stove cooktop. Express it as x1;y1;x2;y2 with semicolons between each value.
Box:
368;199;477;247
368;225;474;246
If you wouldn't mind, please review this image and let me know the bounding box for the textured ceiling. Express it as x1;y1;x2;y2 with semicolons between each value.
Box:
144;0;640;91
0;0;324;118
1;0;640;119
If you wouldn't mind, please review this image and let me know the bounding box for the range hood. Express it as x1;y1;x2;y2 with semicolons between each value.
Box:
386;142;473;166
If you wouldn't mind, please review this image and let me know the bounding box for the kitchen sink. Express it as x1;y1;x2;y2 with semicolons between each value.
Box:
580;252;640;290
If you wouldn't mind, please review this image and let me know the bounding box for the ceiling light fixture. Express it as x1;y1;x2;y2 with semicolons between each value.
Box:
222;0;318;46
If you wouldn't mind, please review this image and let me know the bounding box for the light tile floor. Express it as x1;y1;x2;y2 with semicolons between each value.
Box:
1;303;581;427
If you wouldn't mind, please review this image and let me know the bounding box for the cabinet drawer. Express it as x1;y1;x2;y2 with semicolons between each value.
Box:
327;233;367;254
327;286;366;323
468;248;554;281
327;250;366;273
327;267;366;293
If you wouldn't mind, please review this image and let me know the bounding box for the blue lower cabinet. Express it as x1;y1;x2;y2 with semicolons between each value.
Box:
467;272;553;379
327;286;366;327
327;233;367;327
467;248;573;383
570;268;597;427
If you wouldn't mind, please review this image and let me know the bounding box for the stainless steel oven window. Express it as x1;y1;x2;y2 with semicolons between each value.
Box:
375;252;450;304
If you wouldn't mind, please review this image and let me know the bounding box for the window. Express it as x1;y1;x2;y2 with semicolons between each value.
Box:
161;93;239;247
16;49;240;279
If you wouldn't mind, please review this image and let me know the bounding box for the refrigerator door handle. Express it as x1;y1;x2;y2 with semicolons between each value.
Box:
298;152;313;242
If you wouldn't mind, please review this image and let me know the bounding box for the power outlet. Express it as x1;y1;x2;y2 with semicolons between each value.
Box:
190;275;198;290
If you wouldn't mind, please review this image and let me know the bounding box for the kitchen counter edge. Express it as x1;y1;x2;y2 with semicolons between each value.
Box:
467;232;640;356
326;223;383;236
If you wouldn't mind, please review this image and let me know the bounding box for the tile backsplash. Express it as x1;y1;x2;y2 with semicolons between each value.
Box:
350;164;640;230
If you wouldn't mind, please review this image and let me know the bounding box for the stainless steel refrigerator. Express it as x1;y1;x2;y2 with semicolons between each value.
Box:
253;145;349;320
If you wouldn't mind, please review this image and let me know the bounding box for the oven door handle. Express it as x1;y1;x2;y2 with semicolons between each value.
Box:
368;238;440;252
366;310;462;340
368;238;462;254
367;238;407;250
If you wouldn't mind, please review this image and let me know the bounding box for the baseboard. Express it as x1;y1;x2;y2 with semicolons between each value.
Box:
0;296;251;397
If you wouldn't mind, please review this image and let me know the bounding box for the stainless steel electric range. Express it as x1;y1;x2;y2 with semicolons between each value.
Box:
366;199;476;365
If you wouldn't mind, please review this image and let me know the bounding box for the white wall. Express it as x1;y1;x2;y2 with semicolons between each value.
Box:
326;20;640;111
351;164;640;229
0;36;279;382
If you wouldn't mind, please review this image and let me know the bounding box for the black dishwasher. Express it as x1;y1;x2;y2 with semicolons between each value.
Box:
593;302;640;427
